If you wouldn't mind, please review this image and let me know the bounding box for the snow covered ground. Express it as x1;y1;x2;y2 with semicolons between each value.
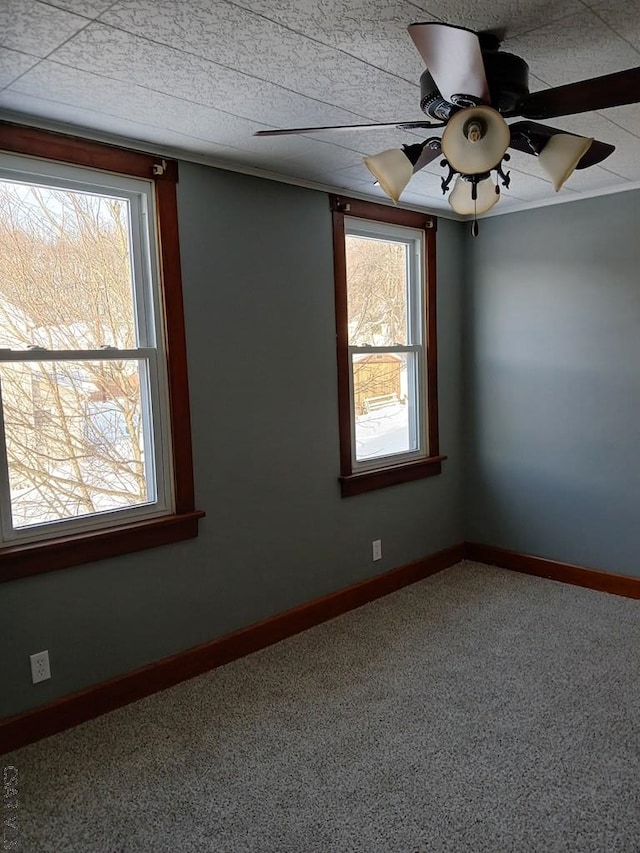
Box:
355;401;414;461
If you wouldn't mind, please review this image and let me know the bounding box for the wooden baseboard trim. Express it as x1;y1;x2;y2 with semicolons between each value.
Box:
0;543;463;755
464;542;640;599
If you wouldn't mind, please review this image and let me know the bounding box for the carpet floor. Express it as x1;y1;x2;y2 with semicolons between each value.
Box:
4;561;640;852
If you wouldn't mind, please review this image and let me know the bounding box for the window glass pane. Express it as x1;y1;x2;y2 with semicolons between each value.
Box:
346;234;408;347
0;179;137;349
352;352;418;461
0;359;151;529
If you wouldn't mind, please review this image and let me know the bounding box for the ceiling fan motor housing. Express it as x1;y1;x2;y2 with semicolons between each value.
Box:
420;49;530;118
483;50;530;114
420;69;457;120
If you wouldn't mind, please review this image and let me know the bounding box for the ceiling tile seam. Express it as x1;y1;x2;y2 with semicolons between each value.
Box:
595;163;635;181
0;49;41;94
35;0;122;23
404;2;444;24
1;75;398;165
0;91;346;170
28;56;380;138
593;113;640;143
0;88;272;156
499;9;600;41
59;20;406;126
220;0;421;87
0;9;100;96
580;8;640;56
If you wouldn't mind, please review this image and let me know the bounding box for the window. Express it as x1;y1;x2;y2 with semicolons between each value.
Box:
331;196;443;496
0;123;203;581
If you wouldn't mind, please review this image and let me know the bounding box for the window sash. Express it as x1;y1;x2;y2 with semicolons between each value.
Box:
0;159;174;544
0;159;160;351
344;219;427;472
0;351;171;543
348;345;426;470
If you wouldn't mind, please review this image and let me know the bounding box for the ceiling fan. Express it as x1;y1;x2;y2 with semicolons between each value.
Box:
255;23;640;232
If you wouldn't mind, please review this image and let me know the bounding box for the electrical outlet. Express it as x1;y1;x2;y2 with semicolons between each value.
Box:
372;539;382;561
30;650;51;684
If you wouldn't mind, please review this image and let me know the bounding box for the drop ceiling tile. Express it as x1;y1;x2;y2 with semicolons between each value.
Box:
502;145;545;179
9;61;269;147
263;140;365;175
0;48;40;89
499;168;555;199
415;0;585;38
8;61;372;171
0;0;89;57
99;0;421;120
504;11;640;86
228;0;433;83
407;168;448;197
283;126;437;159
586;0;640;52
328;161;372;182
598;103;640;139
561;164;629;192
48;23;381;129
489;192;521;208
46;0;116;16
0;90;235;158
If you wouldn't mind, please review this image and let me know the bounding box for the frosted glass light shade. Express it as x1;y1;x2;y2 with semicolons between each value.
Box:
538;133;593;192
442;106;510;174
448;177;500;215
364;149;413;203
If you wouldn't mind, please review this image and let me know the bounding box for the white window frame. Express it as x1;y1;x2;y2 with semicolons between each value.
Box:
345;216;428;473
0;153;174;545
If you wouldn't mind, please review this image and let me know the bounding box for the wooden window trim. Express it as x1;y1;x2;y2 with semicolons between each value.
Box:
0;122;204;582
330;195;443;497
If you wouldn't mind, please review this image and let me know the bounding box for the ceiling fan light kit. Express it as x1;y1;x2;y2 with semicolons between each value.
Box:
441;105;510;173
537;133;594;192
363;148;414;203
255;20;640;234
448;176;500;216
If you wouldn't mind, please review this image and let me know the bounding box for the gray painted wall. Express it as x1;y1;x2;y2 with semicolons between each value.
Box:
464;190;640;576
0;162;464;718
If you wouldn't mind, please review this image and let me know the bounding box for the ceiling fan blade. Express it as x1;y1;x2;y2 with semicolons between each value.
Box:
516;67;640;120
254;120;444;137
408;22;490;106
509;121;615;167
412;139;442;173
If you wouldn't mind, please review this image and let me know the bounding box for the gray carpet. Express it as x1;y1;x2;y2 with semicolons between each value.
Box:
5;561;640;852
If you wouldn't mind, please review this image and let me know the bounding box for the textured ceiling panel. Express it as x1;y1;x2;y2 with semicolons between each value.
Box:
0;48;39;89
499;168;556;200
587;0;640;52
0;0;89;57
504;12;640;86
99;0;422;121
9;62;301;154
415;0;586;37
0;90;239;158
47;0;117;15
46;24;380;128
226;0;434;82
1;0;639;217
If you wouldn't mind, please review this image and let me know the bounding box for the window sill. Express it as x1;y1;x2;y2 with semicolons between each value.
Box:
340;456;446;497
0;510;205;583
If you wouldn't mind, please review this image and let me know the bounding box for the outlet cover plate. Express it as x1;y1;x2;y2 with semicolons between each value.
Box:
30;650;51;684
